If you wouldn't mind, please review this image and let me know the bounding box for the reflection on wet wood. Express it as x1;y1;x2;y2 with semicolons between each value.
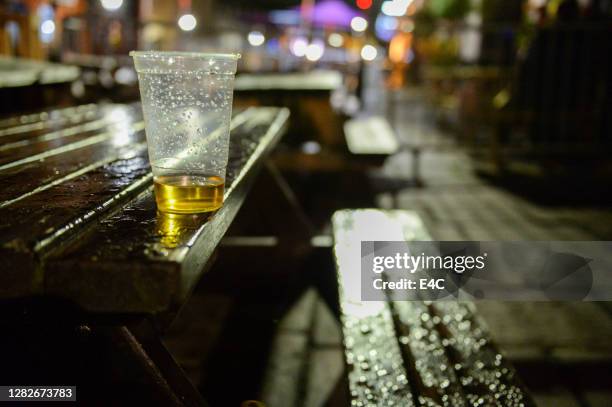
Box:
0;103;289;315
332;209;535;406
0;104;98;130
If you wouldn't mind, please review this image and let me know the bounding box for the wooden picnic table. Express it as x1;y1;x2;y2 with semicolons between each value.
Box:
0;102;291;405
0;56;81;114
234;70;345;150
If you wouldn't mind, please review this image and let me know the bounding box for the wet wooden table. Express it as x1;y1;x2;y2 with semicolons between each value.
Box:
0;102;290;406
0;102;289;312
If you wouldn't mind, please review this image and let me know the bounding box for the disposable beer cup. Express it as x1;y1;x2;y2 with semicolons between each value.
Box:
131;51;240;214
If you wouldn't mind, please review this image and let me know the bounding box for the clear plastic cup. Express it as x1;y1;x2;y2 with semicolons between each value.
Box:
130;51;240;214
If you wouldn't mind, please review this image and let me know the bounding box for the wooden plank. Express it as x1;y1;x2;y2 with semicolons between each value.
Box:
333;210;417;407
0;105;141;164
0;128;147;207
0;103;100;137
0;103;98;129
392;301;467;407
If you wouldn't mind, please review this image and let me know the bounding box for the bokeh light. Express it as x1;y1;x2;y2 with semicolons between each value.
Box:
381;0;412;17
178;14;197;32
100;0;123;11
328;33;344;47
351;16;368;32
356;0;373;10
247;31;265;47
305;43;324;62
40;20;55;35
361;44;378;61
290;37;308;57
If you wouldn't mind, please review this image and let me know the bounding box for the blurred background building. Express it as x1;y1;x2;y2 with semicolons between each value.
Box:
1;0;611;186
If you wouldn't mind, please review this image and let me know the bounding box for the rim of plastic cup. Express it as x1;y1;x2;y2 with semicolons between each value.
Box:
129;51;241;60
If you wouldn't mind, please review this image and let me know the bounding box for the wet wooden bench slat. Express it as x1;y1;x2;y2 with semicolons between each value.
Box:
332;209;535;407
0;105;142;164
0;104;289;315
392;301;467;406
0;103;100;132
333;210;418;407
0;104;121;147
0;132;147;206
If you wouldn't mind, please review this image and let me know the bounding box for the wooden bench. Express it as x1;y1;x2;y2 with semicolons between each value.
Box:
344;116;426;188
344;116;399;165
332;209;535;406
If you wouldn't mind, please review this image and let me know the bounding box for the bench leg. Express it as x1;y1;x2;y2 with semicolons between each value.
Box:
123;320;210;407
